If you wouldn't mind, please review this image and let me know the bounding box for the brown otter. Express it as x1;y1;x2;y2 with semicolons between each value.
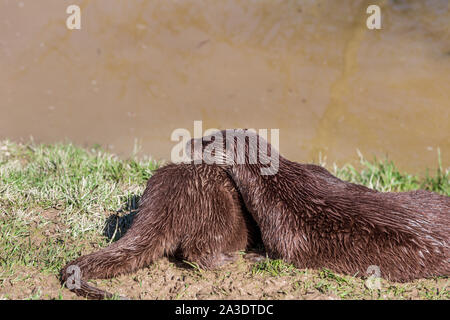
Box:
190;129;450;282
61;163;260;299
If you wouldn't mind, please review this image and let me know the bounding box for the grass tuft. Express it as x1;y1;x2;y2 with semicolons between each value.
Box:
252;259;298;277
332;149;449;194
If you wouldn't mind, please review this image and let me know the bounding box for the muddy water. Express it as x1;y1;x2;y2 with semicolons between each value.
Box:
0;0;449;172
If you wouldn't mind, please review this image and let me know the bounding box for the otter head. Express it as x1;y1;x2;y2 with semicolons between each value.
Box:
185;129;280;175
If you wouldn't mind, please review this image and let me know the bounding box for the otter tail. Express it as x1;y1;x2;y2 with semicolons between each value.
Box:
60;229;173;299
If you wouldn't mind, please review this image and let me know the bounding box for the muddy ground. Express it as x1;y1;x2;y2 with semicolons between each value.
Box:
0;209;448;300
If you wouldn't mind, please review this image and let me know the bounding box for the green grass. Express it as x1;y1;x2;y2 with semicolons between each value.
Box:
0;140;159;280
331;150;449;194
0;140;159;233
0;140;448;300
252;259;299;277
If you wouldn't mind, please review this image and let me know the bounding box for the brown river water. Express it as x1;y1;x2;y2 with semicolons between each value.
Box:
0;0;449;172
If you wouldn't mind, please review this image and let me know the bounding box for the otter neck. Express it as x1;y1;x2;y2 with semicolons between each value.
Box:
226;157;294;224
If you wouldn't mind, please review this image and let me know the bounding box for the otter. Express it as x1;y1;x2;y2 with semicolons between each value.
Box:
61;163;260;299
189;129;449;282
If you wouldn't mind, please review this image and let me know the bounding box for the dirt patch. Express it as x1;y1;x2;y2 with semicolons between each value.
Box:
0;266;72;300
4;258;448;300
1;208;448;300
40;209;60;222
1;253;448;300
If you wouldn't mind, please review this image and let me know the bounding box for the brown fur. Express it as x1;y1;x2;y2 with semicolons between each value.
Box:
192;129;450;282
60;163;259;299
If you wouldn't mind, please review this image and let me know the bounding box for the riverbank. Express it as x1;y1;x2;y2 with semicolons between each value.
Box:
0;140;448;300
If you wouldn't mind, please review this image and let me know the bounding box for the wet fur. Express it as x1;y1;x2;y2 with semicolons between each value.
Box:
193;130;450;282
60;163;259;299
